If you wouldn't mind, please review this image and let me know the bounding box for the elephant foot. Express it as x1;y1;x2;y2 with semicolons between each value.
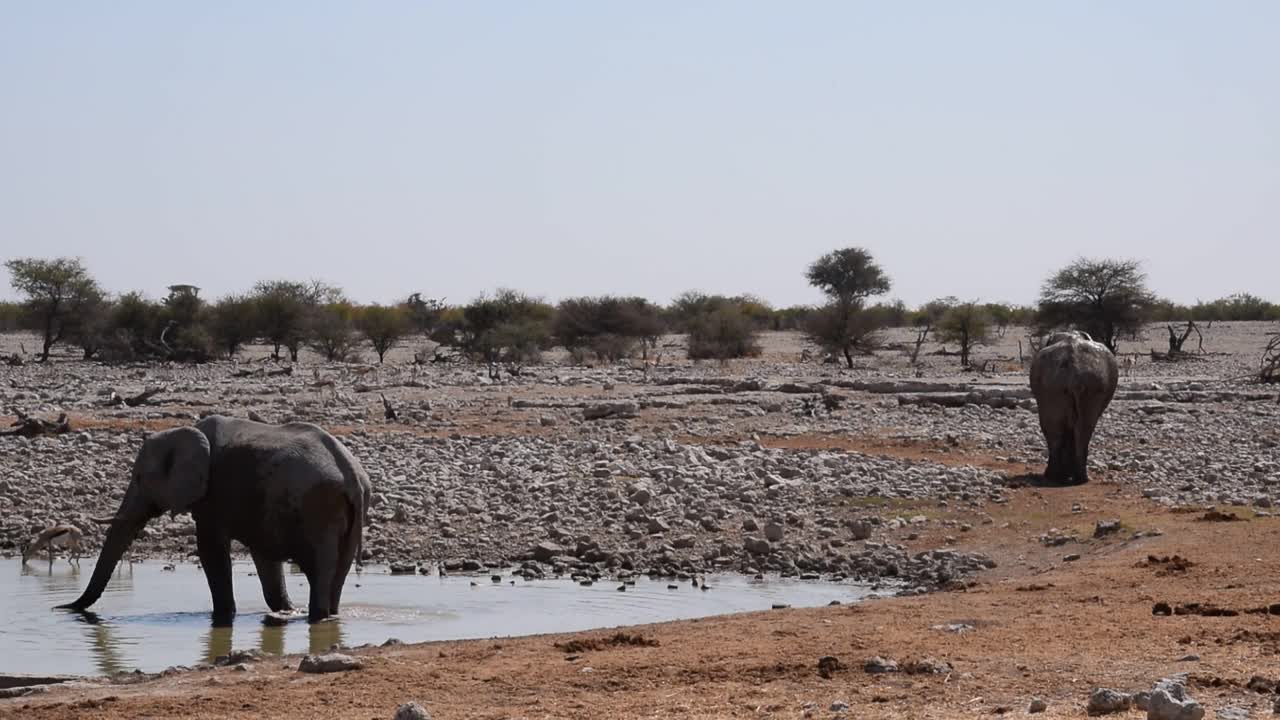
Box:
264;610;302;626
306;612;338;624
210;611;236;627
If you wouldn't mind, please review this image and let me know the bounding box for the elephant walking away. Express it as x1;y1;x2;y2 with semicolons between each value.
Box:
59;415;373;625
1029;331;1120;485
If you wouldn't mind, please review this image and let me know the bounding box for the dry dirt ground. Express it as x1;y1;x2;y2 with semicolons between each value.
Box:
8;458;1280;719
3;325;1279;719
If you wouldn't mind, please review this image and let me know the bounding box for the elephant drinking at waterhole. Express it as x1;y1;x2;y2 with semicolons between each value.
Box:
59;415;373;625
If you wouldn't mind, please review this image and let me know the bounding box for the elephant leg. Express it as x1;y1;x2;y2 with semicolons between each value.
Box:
1071;399;1103;485
251;551;294;613
329;519;361;615
305;536;339;623
196;524;236;626
1038;407;1071;483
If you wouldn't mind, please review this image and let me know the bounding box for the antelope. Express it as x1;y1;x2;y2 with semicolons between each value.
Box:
635;351;664;381
1120;354;1136;378
22;524;84;566
311;368;338;404
346;365;379;384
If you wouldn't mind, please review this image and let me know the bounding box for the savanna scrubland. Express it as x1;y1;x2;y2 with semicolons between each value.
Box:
2;251;1279;718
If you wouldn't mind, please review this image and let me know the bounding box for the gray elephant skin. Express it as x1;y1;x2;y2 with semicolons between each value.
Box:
59;415;373;624
1029;331;1119;485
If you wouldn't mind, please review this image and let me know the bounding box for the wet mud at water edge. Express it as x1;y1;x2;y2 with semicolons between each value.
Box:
0;558;876;677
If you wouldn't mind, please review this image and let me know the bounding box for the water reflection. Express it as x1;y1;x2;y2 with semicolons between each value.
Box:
200;617;343;665
2;558;873;677
63;610;130;676
259;625;285;656
204;625;234;665
308;619;344;654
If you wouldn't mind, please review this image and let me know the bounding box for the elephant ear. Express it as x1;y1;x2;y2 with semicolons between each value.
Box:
140;426;211;513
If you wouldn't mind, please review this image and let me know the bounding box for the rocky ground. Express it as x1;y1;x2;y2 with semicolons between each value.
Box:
8;480;1280;719
1;322;1278;717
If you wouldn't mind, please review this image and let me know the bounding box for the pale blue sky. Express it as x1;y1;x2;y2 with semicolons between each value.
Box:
1;2;1276;307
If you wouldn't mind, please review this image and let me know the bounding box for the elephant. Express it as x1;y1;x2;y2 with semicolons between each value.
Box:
1029;331;1119;485
59;415;373;625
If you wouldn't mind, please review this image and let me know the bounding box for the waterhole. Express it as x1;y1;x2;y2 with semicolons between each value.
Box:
0;559;876;677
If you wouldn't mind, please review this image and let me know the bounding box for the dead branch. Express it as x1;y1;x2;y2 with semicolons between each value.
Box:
1261;334;1280;385
1149;350;1209;363
126;387;164;407
1;412;70;437
380;393;398;422
1166;321;1204;354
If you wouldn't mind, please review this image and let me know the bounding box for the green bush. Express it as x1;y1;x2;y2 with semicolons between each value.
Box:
554;296;664;364
355;304;410;363
458;290;554;363
686;301;761;360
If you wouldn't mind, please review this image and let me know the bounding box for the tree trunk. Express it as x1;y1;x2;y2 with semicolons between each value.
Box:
843;348;854;368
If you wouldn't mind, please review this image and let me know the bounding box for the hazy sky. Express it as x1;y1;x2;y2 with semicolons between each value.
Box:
1;2;1276;307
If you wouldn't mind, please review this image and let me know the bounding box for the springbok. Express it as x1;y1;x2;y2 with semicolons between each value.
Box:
22;524;84;566
1120;354;1136;378
311;368;338;404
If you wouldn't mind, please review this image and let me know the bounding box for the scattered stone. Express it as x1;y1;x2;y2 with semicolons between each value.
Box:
1087;688;1132;715
864;657;899;674
213;649;263;666
1145;677;1203;720
830;700;850;712
817;656;843;679
1027;697;1047;714
1246;675;1276;694
902;657;951;675
393;702;432;720
298;653;363;674
763;522;785;542
1093;519;1122;538
531;541;564;563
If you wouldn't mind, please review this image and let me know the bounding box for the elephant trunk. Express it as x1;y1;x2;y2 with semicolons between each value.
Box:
58;492;152;612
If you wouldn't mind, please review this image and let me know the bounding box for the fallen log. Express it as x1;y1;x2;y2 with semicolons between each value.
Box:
897;392;1032;409
1;412;71;437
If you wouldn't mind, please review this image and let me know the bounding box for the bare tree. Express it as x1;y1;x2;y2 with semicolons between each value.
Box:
1261;334;1279;385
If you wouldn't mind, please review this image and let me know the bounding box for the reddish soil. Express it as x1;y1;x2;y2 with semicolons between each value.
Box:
10;477;1280;720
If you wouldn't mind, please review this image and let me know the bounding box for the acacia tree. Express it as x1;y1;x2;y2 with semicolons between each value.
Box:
908;298;951;364
458;289;554;364
68;293;113;360
308;301;359;362
936;299;994;368
209;295;258;358
554;296;665;363
251;280;344;361
803;248;892;367
355;304;410;363
1037;258;1154;353
4;257;103;361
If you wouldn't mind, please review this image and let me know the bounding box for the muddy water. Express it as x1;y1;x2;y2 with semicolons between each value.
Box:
0;559;877;677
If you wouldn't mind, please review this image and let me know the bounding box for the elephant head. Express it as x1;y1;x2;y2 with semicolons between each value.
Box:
59;426;210;612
